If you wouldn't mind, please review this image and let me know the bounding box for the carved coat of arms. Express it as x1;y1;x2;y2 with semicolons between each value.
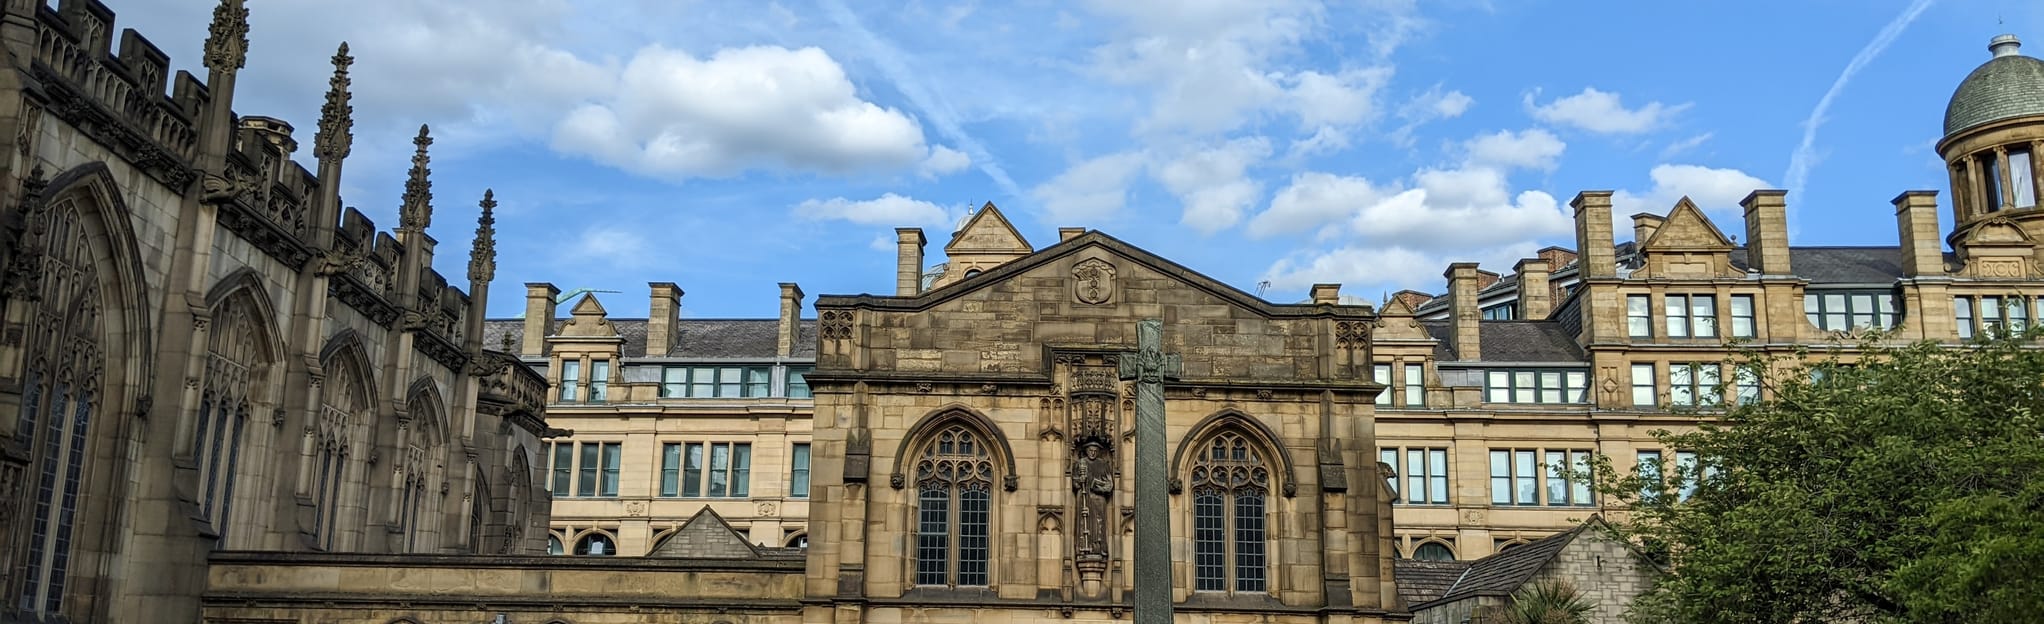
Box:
1072;258;1116;305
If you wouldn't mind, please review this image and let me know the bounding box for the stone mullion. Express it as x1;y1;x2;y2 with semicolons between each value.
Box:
1995;146;2014;209
2031;141;2044;205
1950;163;1972;220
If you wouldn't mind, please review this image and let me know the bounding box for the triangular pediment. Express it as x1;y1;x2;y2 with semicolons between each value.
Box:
821;231;1374;321
945;202;1033;254
1373;297;1432;340
557;294;618;338
647;507;760;559
1641;197;1734;251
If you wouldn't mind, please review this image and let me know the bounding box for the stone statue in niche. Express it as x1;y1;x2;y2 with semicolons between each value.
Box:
1072;440;1115;557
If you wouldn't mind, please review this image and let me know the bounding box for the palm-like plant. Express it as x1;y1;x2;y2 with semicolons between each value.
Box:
1492;580;1595;624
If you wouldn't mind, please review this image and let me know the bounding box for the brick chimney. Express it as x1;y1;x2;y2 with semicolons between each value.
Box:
1572;192;1616;278
1741;190;1792;275
1537;246;1578;270
1446;263;1481;360
778;282;804;357
521;282;558;357
1391;290;1434;311
1059;227;1086;242
896;228;925;296
645;282;683;357
1632;213;1666;245
1311;283;1341;305
1514;258;1552;320
1894;191;1944;276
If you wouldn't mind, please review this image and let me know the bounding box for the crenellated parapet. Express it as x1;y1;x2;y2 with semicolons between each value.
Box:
30;1;205;190
325;207;402;326
470;349;548;436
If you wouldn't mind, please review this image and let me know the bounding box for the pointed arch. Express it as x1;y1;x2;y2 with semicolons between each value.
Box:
1172;409;1298;498
890;404;1018;492
192;268;286;543
10;162;153;618
404;376;447;445
310;330;376;550
394;376;448;552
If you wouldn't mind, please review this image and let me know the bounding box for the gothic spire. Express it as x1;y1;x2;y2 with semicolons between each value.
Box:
468;190;497;284
313;42;354;162
202;0;249;73
399;124;433;231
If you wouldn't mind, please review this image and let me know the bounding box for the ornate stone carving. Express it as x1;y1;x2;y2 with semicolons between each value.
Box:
819;309;854;340
399;125;434;231
1037;506;1064;533
1335;320;1369;349
757;502;777;517
1072;258;1116;305
203;0;249;73
1071;439;1115;560
623;500;647;517
915;382;933;393
468;190;497;284
314;43;355;161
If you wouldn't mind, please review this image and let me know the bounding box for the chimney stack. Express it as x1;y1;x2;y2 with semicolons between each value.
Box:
1632;213;1666;245
1514;258;1552;320
1894;191;1945;276
896;228;926;296
1741;190;1792;275
645;282;683;357
521;283;559;357
778;282;805;357
1311;283;1341;305
1446;263;1481;360
1572;192;1616;278
1059;227;1086;243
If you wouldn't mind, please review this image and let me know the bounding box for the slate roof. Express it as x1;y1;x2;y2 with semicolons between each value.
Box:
1394;559;1471;606
1410;521;1595;610
1945;36;2044;135
481;318;817;359
1728;246;1907;284
1421;321;1585;363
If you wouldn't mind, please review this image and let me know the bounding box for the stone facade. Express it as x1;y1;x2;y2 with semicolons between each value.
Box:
0;2;551;622
488;282;817;556
802;206;1404;622
1406;519;1656;624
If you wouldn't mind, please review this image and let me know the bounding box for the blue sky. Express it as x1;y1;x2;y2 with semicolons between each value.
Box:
122;0;2044;318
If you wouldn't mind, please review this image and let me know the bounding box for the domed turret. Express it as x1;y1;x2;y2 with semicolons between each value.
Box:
1939;34;2044;247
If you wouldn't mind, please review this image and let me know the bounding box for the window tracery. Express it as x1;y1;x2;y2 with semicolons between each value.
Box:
913;424;995;587
15;199;106;614
1189;431;1270;594
194;291;271;542
313;351;367;550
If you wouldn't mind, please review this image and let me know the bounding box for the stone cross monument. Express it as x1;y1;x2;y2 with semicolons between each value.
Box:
1119;319;1180;622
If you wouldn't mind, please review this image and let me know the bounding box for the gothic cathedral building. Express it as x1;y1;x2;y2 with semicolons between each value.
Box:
0;1;551;622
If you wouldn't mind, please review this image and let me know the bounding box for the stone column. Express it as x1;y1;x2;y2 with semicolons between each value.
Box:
1741;190;1792;276
895;228;924;296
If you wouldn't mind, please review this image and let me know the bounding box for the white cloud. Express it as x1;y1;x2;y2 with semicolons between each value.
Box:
1612;164;1773;239
1349;169;1571;250
1464;128;1565;171
921;145;972;178
1082;0;1405;137
1660;132;1714;159
1032;151;1150;223
1399;83;1473;123
569;225;654;267
795;193;952;226
1158;138;1273;233
1287;67;1396;129
1250;172;1392;239
553;45;930;179
1262;242;1542;293
1526;87;1688;135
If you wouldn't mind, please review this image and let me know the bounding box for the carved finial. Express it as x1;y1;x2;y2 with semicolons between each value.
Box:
468;189;497;284
202;0;250;73
399;125;433;231
314;42;355;161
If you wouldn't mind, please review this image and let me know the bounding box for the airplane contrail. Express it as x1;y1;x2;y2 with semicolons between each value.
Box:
1784;0;1939;198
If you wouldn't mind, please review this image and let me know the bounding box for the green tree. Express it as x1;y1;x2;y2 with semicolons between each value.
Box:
1597;332;2044;623
1494;580;1595;624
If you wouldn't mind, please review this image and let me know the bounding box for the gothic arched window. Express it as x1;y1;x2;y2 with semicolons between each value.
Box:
1190;431;1270;593
912;424;995;587
313;348;369;550
15;199;107;614
397;389;445;553
194;291;272;542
